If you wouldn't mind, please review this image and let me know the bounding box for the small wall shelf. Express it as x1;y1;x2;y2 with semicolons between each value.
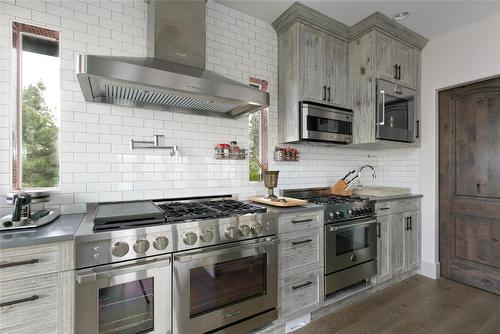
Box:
273;147;300;161
215;152;248;160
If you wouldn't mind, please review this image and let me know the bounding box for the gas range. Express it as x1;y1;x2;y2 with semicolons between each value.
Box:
75;196;277;269
281;187;375;224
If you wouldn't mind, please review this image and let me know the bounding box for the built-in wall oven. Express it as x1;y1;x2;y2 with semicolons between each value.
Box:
75;255;172;334
376;78;417;142
173;236;278;334
325;218;378;295
300;101;353;144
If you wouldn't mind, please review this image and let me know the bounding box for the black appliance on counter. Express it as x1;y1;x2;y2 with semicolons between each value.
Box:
282;187;377;296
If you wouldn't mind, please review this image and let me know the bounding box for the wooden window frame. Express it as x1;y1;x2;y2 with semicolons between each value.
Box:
11;22;60;190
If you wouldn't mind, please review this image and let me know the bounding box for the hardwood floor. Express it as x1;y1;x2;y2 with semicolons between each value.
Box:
295;275;500;334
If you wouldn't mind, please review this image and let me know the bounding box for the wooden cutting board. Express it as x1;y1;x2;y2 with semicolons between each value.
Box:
250;196;308;207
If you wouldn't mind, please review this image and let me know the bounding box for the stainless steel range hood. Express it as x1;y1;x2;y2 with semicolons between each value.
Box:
76;1;269;118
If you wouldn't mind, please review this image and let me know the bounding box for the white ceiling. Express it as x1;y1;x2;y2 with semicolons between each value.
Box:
215;1;500;39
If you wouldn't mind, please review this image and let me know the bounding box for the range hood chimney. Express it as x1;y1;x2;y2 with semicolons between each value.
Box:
76;1;269;118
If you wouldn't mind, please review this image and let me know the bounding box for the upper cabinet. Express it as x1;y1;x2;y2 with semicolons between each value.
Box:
273;4;428;147
375;32;417;89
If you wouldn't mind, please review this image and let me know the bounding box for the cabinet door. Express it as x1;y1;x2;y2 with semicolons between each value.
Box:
299;24;325;102
404;211;420;271
395;41;416;88
375;32;396;80
375;215;392;283
390;213;405;276
324;34;349;107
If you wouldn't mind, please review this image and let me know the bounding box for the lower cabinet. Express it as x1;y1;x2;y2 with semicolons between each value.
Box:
375;198;421;284
0;242;74;334
277;210;324;321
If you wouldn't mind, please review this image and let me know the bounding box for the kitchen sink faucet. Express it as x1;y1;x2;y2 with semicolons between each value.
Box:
357;165;377;188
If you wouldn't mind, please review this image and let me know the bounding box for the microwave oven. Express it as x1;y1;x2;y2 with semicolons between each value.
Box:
300;101;353;144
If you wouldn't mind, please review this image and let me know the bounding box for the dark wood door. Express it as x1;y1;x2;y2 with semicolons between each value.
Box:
439;76;500;295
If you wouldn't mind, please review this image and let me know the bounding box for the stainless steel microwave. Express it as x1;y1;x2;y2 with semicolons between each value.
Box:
376;79;417;142
300;101;353;144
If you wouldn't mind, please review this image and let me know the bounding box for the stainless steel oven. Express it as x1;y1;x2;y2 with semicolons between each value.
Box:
173;236;278;334
300;101;353;144
325;218;377;295
376;79;417;142
75;255;171;334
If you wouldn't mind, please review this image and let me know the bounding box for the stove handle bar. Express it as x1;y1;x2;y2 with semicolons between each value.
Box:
174;236;278;263
328;219;378;232
75;255;171;284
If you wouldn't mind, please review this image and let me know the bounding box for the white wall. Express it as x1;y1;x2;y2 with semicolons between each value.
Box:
420;11;500;278
0;0;420;215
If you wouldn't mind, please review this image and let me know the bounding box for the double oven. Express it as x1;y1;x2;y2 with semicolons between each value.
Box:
75;221;278;334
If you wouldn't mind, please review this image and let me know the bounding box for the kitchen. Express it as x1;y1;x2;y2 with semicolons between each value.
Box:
0;0;499;333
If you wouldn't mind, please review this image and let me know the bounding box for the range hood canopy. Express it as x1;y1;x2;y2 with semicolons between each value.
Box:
76;1;269;118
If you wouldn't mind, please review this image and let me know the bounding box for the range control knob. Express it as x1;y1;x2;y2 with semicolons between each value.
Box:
225;226;237;239
251;223;263;235
111;241;129;257
329;212;334;218
153;236;169;250
347;209;353;216
133;239;150;254
183;232;198;245
200;229;214;243
239;225;250;237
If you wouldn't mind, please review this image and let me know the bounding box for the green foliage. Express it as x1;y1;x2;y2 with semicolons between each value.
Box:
249;111;261;182
22;81;59;188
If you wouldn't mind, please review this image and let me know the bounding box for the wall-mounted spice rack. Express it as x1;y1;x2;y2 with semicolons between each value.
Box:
273;146;299;161
214;142;248;160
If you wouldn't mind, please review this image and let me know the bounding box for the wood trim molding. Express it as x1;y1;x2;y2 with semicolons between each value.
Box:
272;3;429;50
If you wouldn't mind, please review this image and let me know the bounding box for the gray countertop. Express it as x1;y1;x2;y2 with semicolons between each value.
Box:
0;213;85;249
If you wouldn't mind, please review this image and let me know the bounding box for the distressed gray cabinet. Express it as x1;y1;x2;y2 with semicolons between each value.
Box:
0;241;74;334
276;209;324;321
374;197;421;284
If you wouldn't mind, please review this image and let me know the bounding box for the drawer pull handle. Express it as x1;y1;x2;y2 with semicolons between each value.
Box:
379;207;390;211
0;259;39;269
292;239;312;246
292;281;313;290
0;295;39;308
292;219;313;224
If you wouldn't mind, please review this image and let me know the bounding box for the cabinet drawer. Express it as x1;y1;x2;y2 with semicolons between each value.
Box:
376;198;420;216
280;268;322;318
278;210;323;234
0;241;73;283
280;229;321;274
0;273;59;333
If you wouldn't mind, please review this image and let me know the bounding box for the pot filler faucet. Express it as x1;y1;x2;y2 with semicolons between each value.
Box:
357;165;377;188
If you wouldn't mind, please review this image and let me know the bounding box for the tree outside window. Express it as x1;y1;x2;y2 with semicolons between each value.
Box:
248;78;269;182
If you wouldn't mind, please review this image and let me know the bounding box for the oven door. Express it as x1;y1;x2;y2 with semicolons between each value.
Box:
75;255;171;334
300;102;353;143
376;79;416;142
173;237;278;334
325;218;377;274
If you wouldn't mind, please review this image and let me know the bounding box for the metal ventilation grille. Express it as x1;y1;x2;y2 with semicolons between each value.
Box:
104;84;238;113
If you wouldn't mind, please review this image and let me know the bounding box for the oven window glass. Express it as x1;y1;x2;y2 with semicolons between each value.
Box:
336;226;370;256
307;115;351;135
384;98;409;130
98;278;154;334
190;254;267;318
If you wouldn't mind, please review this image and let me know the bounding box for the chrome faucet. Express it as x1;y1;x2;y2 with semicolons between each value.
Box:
357;165;376;188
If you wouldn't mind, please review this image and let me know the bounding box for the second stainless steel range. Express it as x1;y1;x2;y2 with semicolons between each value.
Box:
74;196;278;334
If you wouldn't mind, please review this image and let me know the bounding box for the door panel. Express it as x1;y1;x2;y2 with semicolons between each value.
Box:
404;211;420;271
375;215;391;283
324;34;349;106
390;213;405;276
375;32;396;80
395;41;415;87
439;76;500;294
299;24;324;102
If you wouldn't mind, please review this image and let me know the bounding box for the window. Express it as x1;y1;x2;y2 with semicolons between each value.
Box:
12;22;60;189
248;78;269;182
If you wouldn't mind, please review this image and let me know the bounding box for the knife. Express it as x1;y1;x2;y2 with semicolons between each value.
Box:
342;169;356;181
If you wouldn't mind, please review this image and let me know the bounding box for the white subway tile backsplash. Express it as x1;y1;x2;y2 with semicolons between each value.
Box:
0;0;420;213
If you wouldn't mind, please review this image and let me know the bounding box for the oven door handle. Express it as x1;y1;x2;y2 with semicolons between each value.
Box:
75;255;171;284
378;90;385;125
328;219;378;231
174;237;278;263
